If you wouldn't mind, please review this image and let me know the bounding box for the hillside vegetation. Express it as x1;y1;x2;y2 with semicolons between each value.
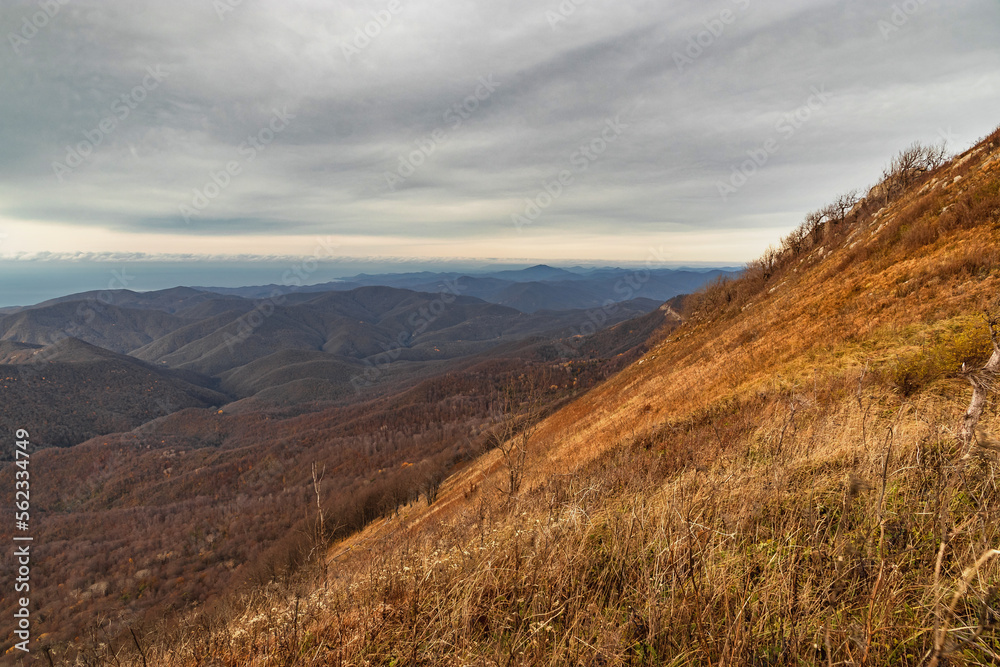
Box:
0;307;675;660
41;125;1000;665
0;338;227;449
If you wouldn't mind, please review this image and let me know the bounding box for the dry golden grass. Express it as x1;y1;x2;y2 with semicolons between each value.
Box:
81;127;1000;666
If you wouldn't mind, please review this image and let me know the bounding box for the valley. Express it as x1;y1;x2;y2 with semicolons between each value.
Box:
0;266;698;656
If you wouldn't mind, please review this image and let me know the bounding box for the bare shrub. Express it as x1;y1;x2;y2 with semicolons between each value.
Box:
874;141;949;206
489;384;543;498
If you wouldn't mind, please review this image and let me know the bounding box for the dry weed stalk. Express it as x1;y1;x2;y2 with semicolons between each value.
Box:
927;549;1000;667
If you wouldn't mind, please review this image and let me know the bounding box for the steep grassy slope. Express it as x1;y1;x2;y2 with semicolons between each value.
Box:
42;127;1000;665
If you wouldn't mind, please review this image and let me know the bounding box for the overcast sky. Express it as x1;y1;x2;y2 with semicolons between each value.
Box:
1;0;998;295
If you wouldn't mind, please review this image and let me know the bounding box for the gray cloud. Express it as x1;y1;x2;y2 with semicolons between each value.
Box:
1;0;998;258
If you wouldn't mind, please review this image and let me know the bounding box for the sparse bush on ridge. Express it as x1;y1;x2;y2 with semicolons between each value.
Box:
875;140;949;206
691;139;960;321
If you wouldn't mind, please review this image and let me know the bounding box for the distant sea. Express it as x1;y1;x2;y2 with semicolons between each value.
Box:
0;259;514;307
0;260;352;308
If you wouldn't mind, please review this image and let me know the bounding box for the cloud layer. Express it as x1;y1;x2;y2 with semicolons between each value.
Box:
1;0;999;263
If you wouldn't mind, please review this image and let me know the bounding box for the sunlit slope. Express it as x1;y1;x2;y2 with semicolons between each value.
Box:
536;130;1000;471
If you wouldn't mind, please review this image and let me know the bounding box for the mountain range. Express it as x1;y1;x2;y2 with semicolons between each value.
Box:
192;265;737;313
0;266;720;450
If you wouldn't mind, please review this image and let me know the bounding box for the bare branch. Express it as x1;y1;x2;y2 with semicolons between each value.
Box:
959;311;1000;454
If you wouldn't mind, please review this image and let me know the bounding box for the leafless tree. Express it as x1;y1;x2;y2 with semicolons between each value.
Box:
878;141;949;205
489;383;543;498
311;462;325;543
781;225;808;255
825;189;861;224
803;209;825;238
420;459;447;506
760;245;780;280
